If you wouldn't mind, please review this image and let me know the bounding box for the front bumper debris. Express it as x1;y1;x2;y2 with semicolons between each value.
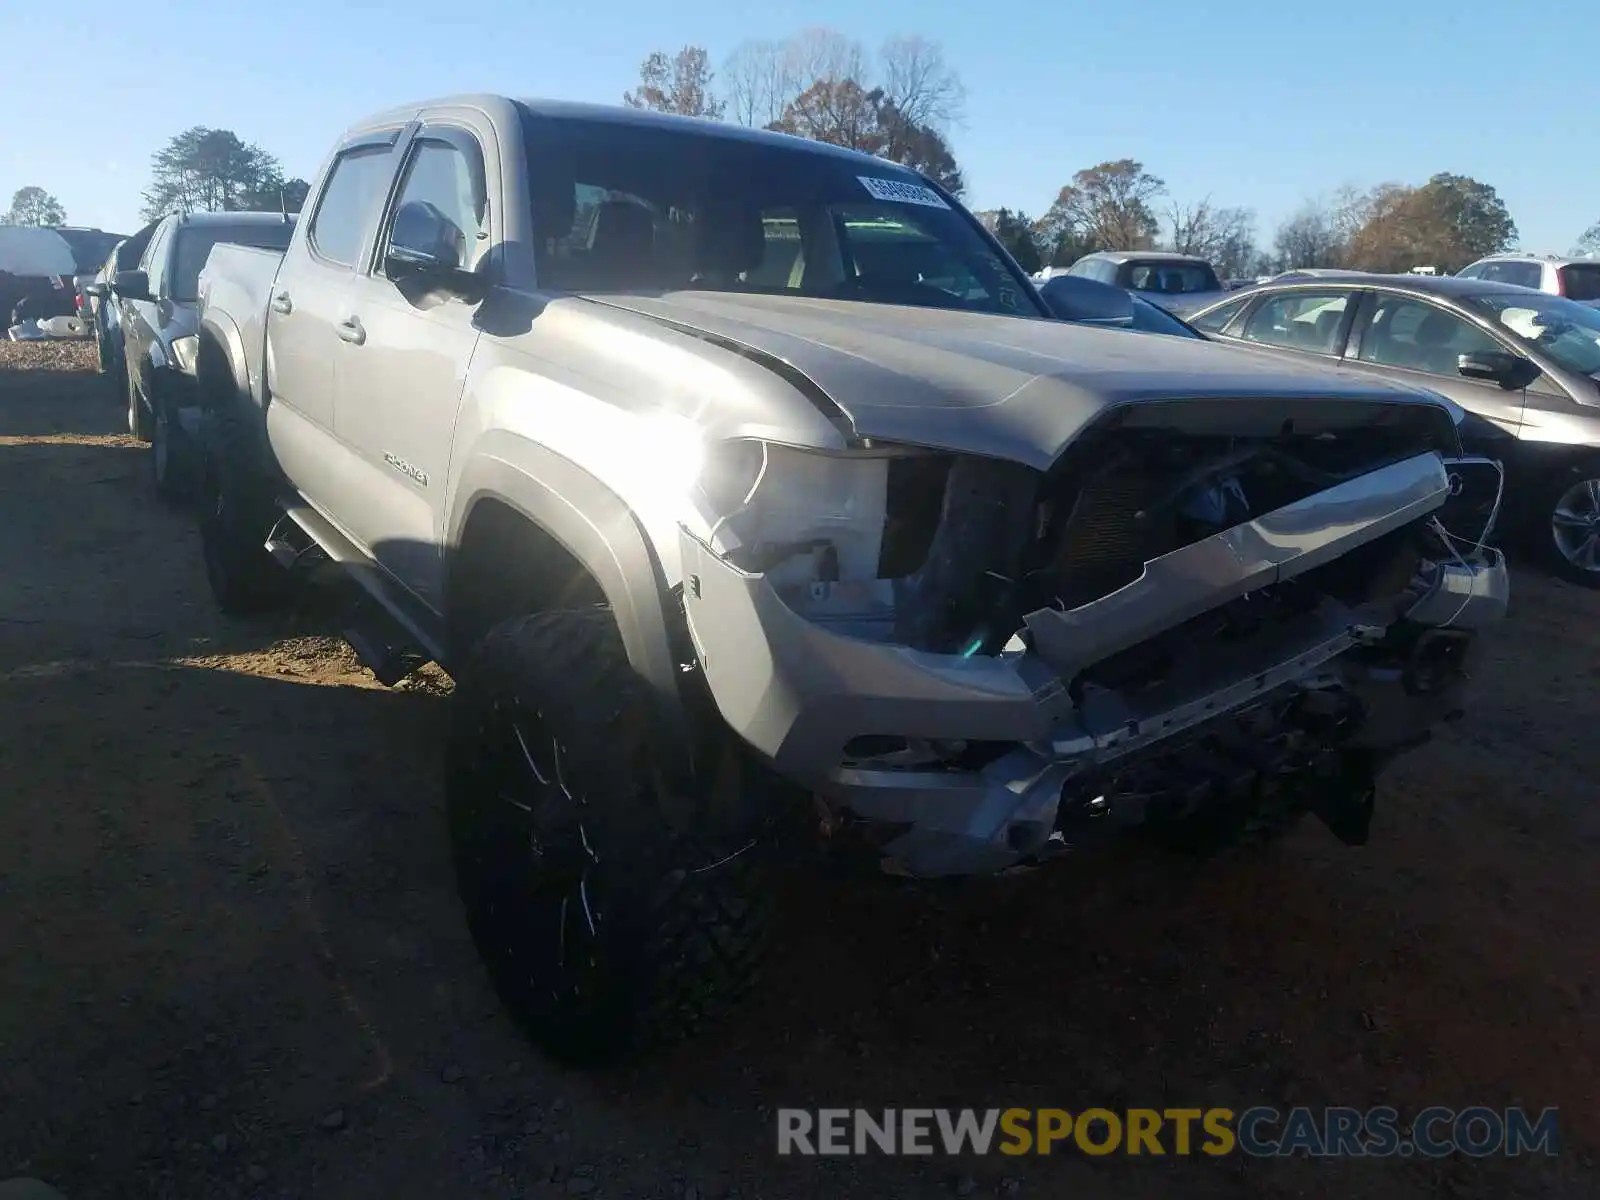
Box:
679;454;1509;879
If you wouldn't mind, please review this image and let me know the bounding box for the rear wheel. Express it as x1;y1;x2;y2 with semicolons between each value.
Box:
197;411;291;614
449;608;772;1065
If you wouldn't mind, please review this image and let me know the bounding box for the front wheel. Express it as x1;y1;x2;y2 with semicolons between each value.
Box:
126;367;152;442
448;608;772;1066
1535;462;1600;587
150;392;196;504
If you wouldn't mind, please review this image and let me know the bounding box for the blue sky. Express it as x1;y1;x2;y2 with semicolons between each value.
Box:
5;0;1596;253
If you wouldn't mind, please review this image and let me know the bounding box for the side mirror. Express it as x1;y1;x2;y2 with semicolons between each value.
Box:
384;200;483;301
1458;349;1537;389
110;270;150;302
1038;275;1136;326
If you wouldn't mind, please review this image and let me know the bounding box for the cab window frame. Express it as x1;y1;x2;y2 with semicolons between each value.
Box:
371;125;492;280
306;131;405;270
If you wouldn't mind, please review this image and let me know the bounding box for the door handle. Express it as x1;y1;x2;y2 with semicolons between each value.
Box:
271;291;293;315
337;316;366;346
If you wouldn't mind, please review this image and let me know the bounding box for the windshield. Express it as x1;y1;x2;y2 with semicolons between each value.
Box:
1467;291;1600;378
1122;260;1221;295
1559;263;1600;303
171;223;294;302
519;111;1040;318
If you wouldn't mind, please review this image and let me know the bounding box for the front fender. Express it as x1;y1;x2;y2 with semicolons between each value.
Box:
448;435;692;774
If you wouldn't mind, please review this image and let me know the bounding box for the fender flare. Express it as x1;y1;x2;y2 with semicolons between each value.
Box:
196;312;252;410
447;438;695;783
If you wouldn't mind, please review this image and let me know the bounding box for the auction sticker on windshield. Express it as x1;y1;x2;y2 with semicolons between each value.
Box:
858;176;951;209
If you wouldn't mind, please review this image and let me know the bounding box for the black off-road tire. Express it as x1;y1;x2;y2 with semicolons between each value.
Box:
150;392;196;505
197;410;291;615
449;608;772;1066
127;367;153;442
106;349;127;406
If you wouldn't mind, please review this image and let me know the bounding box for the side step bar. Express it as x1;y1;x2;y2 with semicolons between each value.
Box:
272;496;447;683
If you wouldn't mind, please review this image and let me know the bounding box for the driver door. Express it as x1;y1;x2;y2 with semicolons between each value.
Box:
332;121;492;609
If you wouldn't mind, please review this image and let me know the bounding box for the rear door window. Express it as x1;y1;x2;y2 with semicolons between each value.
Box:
1559;264;1600;302
1239;291;1351;354
1190;294;1251;334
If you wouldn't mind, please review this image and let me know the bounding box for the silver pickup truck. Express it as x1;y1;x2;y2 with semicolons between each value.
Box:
195;94;1509;1065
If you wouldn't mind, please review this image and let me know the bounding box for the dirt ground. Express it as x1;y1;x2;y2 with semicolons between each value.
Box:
0;340;1595;1200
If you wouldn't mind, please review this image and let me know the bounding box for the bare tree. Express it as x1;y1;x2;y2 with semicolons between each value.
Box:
1166;197;1258;276
1575;220;1600;257
723;39;800;128
785;27;868;87
623;45;725;119
1330;183;1377;247
878;35;965;129
1273;198;1345;270
1209;207;1259;279
1167;197;1218;257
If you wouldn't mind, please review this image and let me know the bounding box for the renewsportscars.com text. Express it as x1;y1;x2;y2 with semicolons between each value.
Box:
776;1106;1561;1158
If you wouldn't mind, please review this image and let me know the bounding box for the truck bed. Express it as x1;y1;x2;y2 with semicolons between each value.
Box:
197;243;285;408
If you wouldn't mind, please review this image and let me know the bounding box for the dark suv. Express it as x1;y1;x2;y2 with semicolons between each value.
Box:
111;211;295;500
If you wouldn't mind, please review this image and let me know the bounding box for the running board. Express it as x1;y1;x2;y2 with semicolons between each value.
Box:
343;620;429;687
277;495;448;675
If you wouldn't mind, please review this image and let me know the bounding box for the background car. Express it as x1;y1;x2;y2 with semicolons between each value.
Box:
113;211;296;500
1189;274;1600;584
1;225;79;329
84;221;160;384
1059;250;1230;316
1455;252;1600;307
1035;272;1205;338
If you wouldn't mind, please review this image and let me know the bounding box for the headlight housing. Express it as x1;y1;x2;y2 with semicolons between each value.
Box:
688;440;950;643
170;334;200;376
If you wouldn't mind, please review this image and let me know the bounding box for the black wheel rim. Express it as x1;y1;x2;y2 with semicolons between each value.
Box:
457;698;608;1011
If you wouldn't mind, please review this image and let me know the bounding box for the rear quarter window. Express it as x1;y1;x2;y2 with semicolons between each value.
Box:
1191;294;1250;334
1560;264;1600;302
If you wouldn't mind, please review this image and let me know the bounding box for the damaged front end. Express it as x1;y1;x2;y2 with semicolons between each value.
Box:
679;397;1508;878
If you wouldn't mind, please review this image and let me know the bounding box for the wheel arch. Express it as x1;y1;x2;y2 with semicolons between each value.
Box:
196;313;251;413
446;441;696;784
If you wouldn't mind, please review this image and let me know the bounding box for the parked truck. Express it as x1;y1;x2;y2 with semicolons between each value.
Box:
195;94;1509;1065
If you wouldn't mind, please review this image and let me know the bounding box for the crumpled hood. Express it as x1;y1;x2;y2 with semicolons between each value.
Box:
585;290;1453;470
